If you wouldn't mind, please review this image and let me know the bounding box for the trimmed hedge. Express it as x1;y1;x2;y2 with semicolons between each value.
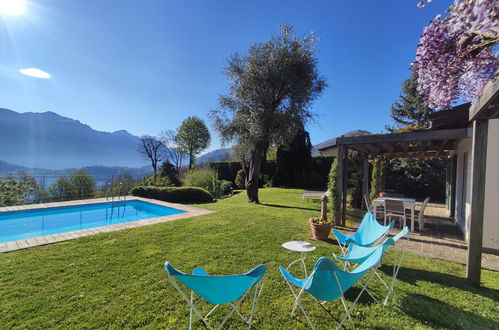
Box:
130;186;213;203
209;162;242;183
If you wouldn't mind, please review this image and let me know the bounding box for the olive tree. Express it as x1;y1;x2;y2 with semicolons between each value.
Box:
211;25;327;203
176;116;211;169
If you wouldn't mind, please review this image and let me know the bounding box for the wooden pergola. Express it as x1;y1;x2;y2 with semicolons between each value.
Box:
334;127;468;226
333;79;498;286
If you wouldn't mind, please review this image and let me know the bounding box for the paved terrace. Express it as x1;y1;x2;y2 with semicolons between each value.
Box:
0;197;213;253
388;203;498;271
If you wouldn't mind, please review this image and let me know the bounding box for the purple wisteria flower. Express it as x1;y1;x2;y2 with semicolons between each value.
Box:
415;0;498;109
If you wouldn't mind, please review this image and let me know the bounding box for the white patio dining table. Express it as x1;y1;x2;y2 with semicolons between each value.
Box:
372;196;417;232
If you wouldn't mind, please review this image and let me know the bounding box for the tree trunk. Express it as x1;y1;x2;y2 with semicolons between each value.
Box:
246;142;265;203
188;150;194;169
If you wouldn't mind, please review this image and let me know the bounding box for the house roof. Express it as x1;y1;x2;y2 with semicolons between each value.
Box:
316;103;478;158
429;103;471;129
335;127;468;159
469;79;499;121
316;130;371;151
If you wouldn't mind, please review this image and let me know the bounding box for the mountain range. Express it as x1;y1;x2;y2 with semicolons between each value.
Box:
0;108;346;174
197;148;231;164
0;108;146;169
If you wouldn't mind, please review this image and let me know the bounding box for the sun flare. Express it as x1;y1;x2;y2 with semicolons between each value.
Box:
0;0;26;16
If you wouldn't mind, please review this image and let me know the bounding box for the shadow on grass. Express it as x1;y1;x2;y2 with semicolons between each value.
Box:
261;203;319;212
400;294;497;329
344;286;378;305
380;265;499;300
310;237;339;246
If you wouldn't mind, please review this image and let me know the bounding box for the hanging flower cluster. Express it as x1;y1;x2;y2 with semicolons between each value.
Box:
415;0;498;109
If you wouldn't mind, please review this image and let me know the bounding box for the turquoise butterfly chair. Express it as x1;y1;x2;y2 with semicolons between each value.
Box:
164;262;266;330
280;243;388;329
333;212;395;254
334;227;410;306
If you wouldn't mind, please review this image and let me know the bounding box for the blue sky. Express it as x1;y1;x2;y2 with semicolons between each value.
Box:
0;0;451;152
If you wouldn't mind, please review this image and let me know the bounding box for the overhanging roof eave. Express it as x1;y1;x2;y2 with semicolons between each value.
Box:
336;128;468;146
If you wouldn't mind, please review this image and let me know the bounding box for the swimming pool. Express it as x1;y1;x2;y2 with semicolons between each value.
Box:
0;200;185;243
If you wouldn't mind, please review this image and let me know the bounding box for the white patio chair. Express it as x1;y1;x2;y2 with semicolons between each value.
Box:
363;193;374;213
364;193;384;219
384;199;407;228
417;197;430;231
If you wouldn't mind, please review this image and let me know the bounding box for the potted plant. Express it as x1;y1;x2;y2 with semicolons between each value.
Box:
309;217;333;240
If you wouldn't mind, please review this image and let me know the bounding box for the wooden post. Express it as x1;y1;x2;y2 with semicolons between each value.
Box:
466;119;488;286
450;155;457;218
362;154;369;210
336;144;345;226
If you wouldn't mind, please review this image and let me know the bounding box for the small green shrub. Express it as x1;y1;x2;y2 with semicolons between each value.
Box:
182;168;233;198
158;161;181;186
140;175;173;187
235;169;246;189
0;179;33;207
328;157;341;225
183;169;217;191
130;186;213;203
370;159;387;201
212;180;233;198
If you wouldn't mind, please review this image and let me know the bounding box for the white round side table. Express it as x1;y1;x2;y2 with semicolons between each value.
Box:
282;241;316;276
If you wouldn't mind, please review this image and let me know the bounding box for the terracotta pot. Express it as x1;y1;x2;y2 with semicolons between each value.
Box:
309;219;333;240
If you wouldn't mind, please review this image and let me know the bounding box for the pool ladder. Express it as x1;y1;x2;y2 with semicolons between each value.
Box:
106;182;127;202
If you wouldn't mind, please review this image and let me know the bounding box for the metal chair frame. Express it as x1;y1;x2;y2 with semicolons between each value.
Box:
165;269;265;330
335;229;410;306
284;265;380;330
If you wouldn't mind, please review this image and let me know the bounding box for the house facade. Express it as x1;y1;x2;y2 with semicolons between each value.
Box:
454;119;499;252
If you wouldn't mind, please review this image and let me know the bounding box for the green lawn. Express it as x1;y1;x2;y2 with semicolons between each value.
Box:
1;188;498;329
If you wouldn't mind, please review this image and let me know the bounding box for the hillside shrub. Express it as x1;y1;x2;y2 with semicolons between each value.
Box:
130;186;213;203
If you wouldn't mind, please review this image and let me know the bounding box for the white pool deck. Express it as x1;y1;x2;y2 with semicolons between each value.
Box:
0;196;214;253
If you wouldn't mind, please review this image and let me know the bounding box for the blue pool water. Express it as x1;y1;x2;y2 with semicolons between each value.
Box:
0;200;185;243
